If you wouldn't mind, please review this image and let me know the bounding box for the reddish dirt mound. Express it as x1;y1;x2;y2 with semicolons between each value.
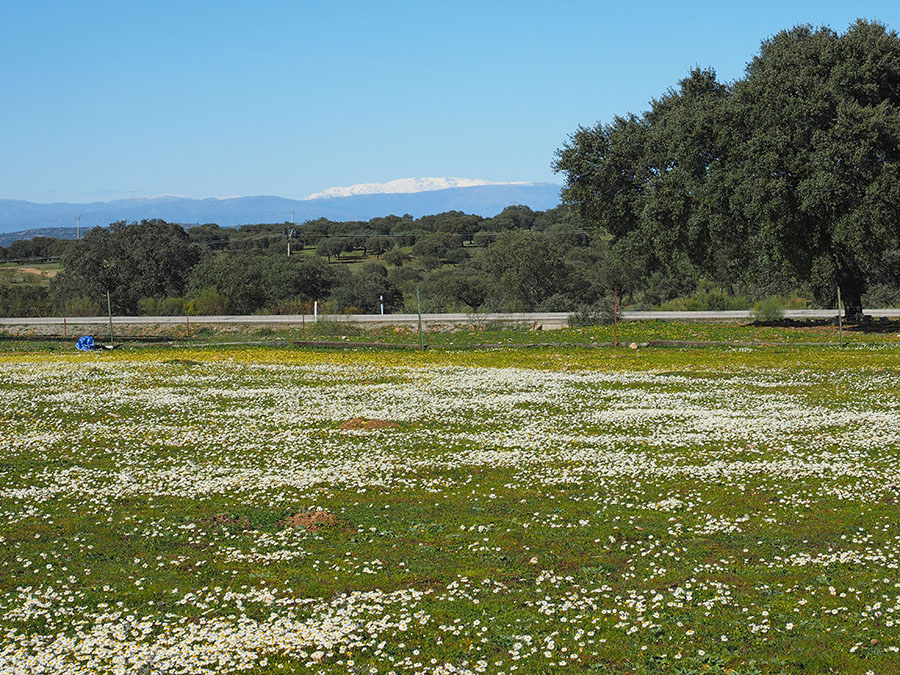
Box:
339;417;399;430
284;510;354;532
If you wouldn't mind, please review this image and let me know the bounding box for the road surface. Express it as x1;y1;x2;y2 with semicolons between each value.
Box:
3;309;900;329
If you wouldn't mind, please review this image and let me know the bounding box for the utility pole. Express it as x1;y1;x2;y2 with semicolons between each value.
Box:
287;211;295;256
76;215;81;240
285;227;295;257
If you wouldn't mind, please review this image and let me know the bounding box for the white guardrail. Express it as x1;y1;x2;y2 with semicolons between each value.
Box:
2;309;900;328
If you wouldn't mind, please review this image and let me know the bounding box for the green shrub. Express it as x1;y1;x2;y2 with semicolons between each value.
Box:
0;283;52;317
186;287;228;315
659;290;752;311
779;294;808;309
569;298;615;327
535;293;576;312
862;283;900;308
55;295;101;317
751;296;785;322
264;298;315;315
138;296;186;316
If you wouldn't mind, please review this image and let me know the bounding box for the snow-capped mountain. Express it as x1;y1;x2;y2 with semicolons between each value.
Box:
0;181;562;237
303;177;529;200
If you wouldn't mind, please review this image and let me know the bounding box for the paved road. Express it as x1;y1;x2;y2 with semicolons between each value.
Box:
3;309;900;329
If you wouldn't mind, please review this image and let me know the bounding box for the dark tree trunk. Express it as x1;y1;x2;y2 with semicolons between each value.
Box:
838;279;865;321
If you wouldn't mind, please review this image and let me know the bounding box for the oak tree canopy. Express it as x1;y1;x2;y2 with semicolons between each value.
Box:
554;20;900;318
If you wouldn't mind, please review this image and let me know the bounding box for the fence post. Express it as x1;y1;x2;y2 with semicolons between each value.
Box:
106;290;114;348
837;287;843;347
613;291;619;347
417;287;424;350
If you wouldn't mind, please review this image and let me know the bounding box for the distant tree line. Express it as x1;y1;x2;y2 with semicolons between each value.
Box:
0;201;822;319
1;207;617;316
0;236;73;262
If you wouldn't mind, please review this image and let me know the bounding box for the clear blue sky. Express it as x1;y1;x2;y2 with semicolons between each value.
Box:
3;0;900;203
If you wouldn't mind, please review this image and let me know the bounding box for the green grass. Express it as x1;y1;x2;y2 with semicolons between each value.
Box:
2;344;900;673
219;316;900;347
0;262;60;287
4;318;897;354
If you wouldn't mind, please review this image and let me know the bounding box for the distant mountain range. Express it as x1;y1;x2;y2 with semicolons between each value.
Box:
302;177;531;199
0;180;562;241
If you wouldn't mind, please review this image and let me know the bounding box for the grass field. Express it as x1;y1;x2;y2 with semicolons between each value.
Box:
3;317;900;352
2;343;900;673
0;263;59;288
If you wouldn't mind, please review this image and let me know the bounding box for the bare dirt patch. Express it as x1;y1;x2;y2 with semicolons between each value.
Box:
16;267;58;278
284;510;354;532
339;417;399;430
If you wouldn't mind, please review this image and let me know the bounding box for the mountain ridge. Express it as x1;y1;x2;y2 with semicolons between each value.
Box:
303;177;529;200
0;183;562;236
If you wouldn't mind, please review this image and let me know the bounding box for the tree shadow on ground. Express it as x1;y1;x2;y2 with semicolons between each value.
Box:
751;318;900;333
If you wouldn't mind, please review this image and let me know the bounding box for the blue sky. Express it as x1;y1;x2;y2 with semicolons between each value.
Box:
3;0;900;203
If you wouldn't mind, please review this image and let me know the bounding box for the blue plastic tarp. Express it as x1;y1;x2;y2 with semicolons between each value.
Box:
76;335;100;351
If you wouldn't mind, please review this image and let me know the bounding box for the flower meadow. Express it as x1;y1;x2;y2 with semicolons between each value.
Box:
2;345;900;674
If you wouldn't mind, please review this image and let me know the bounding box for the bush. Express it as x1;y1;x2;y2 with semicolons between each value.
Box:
418;255;442;271
330;271;402;314
862;283;900;308
535;293;576;312
54;294;101;317
383;249;411;267
659;290;752;311
0;283;52;317
569;298;616;327
751;296;785;322
186;287;228;315
264;298;314;315
138;296;186;316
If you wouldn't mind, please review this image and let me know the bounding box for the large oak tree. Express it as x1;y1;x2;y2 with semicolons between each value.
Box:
52;220;201;314
555;20;900;318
